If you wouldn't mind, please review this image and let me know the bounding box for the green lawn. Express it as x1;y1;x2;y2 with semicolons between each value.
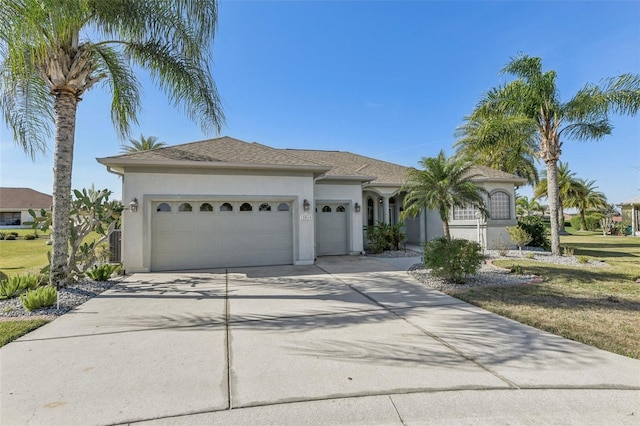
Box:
0;230;52;278
448;234;640;359
0;319;50;347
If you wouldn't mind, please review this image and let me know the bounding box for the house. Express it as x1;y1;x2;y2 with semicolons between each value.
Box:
97;136;525;272
618;196;640;236
0;187;52;228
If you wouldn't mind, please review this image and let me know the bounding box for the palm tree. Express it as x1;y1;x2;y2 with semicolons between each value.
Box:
121;135;167;153
454;115;540;186
400;150;488;240
516;195;543;218
534;162;579;234
469;54;640;254
566;179;608;231
1;0;225;287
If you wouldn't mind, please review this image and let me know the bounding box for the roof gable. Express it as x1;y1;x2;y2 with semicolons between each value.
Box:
0;188;52;210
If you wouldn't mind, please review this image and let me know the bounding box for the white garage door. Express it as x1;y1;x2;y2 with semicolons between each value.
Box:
151;200;293;271
316;203;348;256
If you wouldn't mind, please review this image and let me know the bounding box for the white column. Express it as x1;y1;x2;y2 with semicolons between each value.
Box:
633;206;637;235
373;198;379;224
382;196;390;224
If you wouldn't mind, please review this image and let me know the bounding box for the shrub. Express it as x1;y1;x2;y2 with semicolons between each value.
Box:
577;256;589;264
423;237;483;284
510;265;524;275
506;226;533;253
366;222;406;253
517;216;550;250
0;271;7;282
562;246;575;256
24;234;37;240
86;263;120;281
525;253;535;259
9;232;18;237
5;235;16;240
0;274;43;299
0;232;6;240
20;286;57;311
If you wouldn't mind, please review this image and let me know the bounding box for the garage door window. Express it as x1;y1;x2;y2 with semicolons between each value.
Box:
259;203;272;212
336;206;345;212
157;203;171;212
199;203;213;212
277;202;289;211
240;202;252;212
322;206;331;212
178;203;192;212
220;203;233;212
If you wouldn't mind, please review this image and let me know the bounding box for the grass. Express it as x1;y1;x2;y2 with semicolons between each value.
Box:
0;229;107;278
0;230;51;278
449;234;640;359
0;319;50;347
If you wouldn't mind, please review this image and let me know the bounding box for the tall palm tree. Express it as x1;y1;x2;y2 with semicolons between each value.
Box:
469;54;640;254
534;162;579;234
1;0;225;287
566;179;608;231
454;115;540;186
400;150;488;240
121;134;167;153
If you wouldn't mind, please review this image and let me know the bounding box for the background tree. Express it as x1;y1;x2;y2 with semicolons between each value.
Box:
400;150;488;240
120;134;167;153
566;178;608;231
516;195;543;218
534;162;579;234
468;53;640;255
455;115;539;186
1;0;225;286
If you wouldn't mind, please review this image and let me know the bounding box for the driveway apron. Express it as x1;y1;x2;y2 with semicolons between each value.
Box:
1;257;639;425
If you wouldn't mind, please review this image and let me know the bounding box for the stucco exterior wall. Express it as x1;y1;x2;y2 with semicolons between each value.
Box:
121;169;316;272
314;181;364;254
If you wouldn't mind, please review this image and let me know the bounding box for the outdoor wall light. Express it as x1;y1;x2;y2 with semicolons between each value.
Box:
303;199;310;212
129;198;139;213
355;202;361;212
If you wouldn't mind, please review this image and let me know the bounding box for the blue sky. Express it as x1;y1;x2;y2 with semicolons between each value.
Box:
1;1;639;206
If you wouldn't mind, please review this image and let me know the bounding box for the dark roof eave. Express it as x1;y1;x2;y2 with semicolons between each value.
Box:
96;158;332;174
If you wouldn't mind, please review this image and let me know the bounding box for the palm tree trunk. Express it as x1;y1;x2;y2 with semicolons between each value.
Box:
580;209;587;231
558;203;567;234
50;92;78;288
546;159;561;255
443;219;451;241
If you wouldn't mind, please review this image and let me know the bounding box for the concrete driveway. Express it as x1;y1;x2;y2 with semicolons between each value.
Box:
1;256;639;425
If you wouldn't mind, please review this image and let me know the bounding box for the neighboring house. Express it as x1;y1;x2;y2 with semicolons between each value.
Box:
619;196;640;236
0;188;52;228
97;136;525;272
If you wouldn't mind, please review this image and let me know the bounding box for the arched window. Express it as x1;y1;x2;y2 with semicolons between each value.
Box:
259;203;272;212
240;202;252;212
199;203;213;212
336;205;345;212
220;203;233;212
322;206;332;212
277;202;290;211
156;202;171;212
490;191;510;219
178;203;192;212
367;197;374;226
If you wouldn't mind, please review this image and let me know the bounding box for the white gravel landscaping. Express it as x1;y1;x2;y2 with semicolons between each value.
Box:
0;280;118;320
409;249;608;292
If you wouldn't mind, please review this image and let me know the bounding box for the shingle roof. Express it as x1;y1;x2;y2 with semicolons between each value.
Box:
98;136;526;186
283;149;404;184
619;196;640;206
467;165;528;184
104;136;325;168
0;188;52;210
